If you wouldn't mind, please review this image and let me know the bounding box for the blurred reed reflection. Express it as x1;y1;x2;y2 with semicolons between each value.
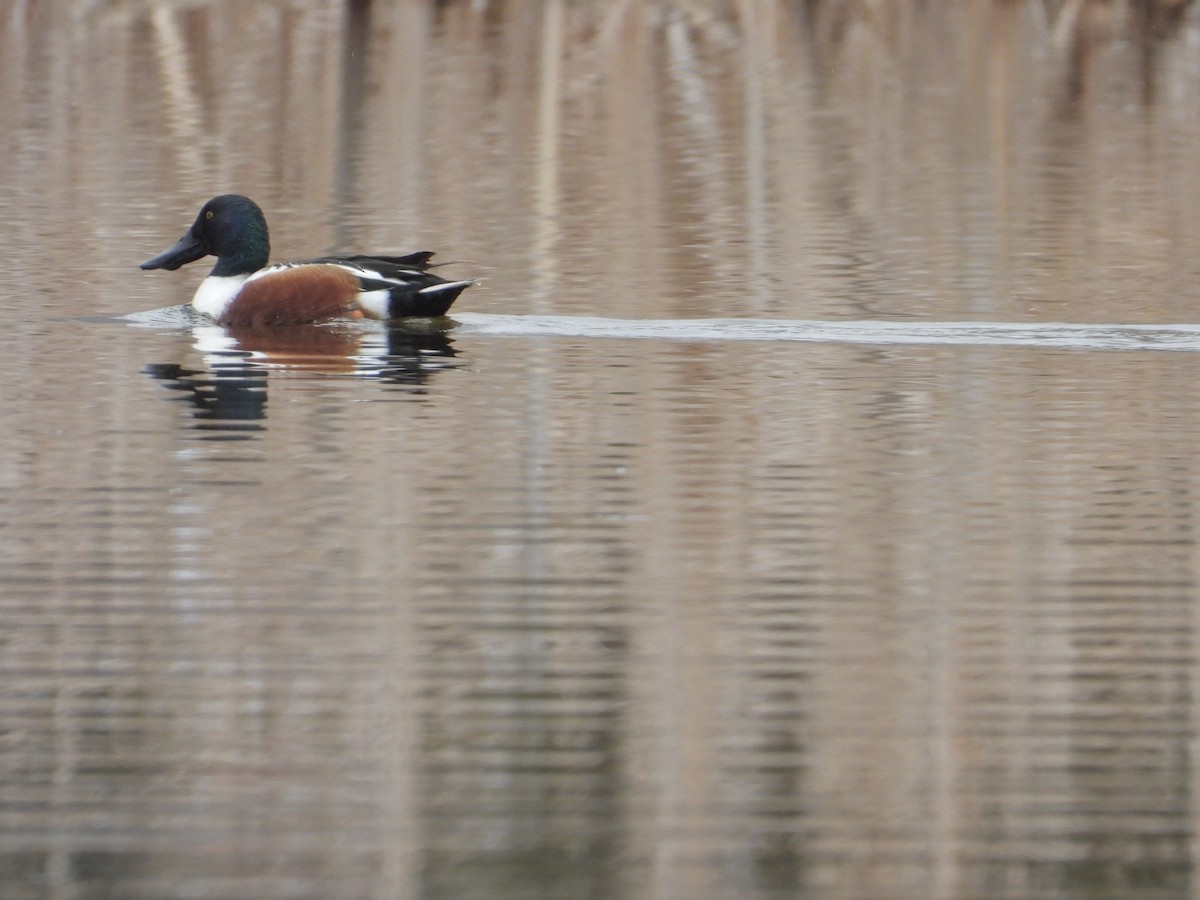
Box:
4;0;1200;322
1;1;1200;899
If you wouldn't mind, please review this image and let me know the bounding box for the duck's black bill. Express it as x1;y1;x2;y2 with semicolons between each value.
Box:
140;229;207;271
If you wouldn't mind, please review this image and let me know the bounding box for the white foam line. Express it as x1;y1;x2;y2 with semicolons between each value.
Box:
450;314;1200;352
117;307;1200;352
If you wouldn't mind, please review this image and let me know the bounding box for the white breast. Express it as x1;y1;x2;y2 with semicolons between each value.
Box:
192;275;249;319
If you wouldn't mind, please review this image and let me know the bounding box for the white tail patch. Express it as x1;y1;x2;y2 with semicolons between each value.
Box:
356;289;393;319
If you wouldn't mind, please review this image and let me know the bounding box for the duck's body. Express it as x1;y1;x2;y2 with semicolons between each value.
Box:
141;195;470;326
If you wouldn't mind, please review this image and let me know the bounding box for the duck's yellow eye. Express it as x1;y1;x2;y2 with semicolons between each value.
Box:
205;210;214;220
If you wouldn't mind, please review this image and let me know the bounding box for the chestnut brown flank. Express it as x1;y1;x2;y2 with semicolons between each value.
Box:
219;265;360;326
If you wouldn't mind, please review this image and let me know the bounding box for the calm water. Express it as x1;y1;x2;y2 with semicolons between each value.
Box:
4;1;1200;898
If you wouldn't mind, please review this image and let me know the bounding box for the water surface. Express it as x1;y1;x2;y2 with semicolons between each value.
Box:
2;2;1200;898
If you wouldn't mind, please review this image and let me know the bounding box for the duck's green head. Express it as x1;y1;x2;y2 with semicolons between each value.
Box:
140;194;270;277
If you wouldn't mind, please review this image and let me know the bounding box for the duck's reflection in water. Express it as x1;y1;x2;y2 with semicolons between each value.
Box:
143;358;268;428
143;323;461;427
207;322;461;379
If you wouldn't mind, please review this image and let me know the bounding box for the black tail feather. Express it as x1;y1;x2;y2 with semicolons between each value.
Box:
388;280;471;318
349;251;436;270
300;252;438;272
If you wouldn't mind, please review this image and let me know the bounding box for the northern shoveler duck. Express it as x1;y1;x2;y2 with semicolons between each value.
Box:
140;194;471;326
